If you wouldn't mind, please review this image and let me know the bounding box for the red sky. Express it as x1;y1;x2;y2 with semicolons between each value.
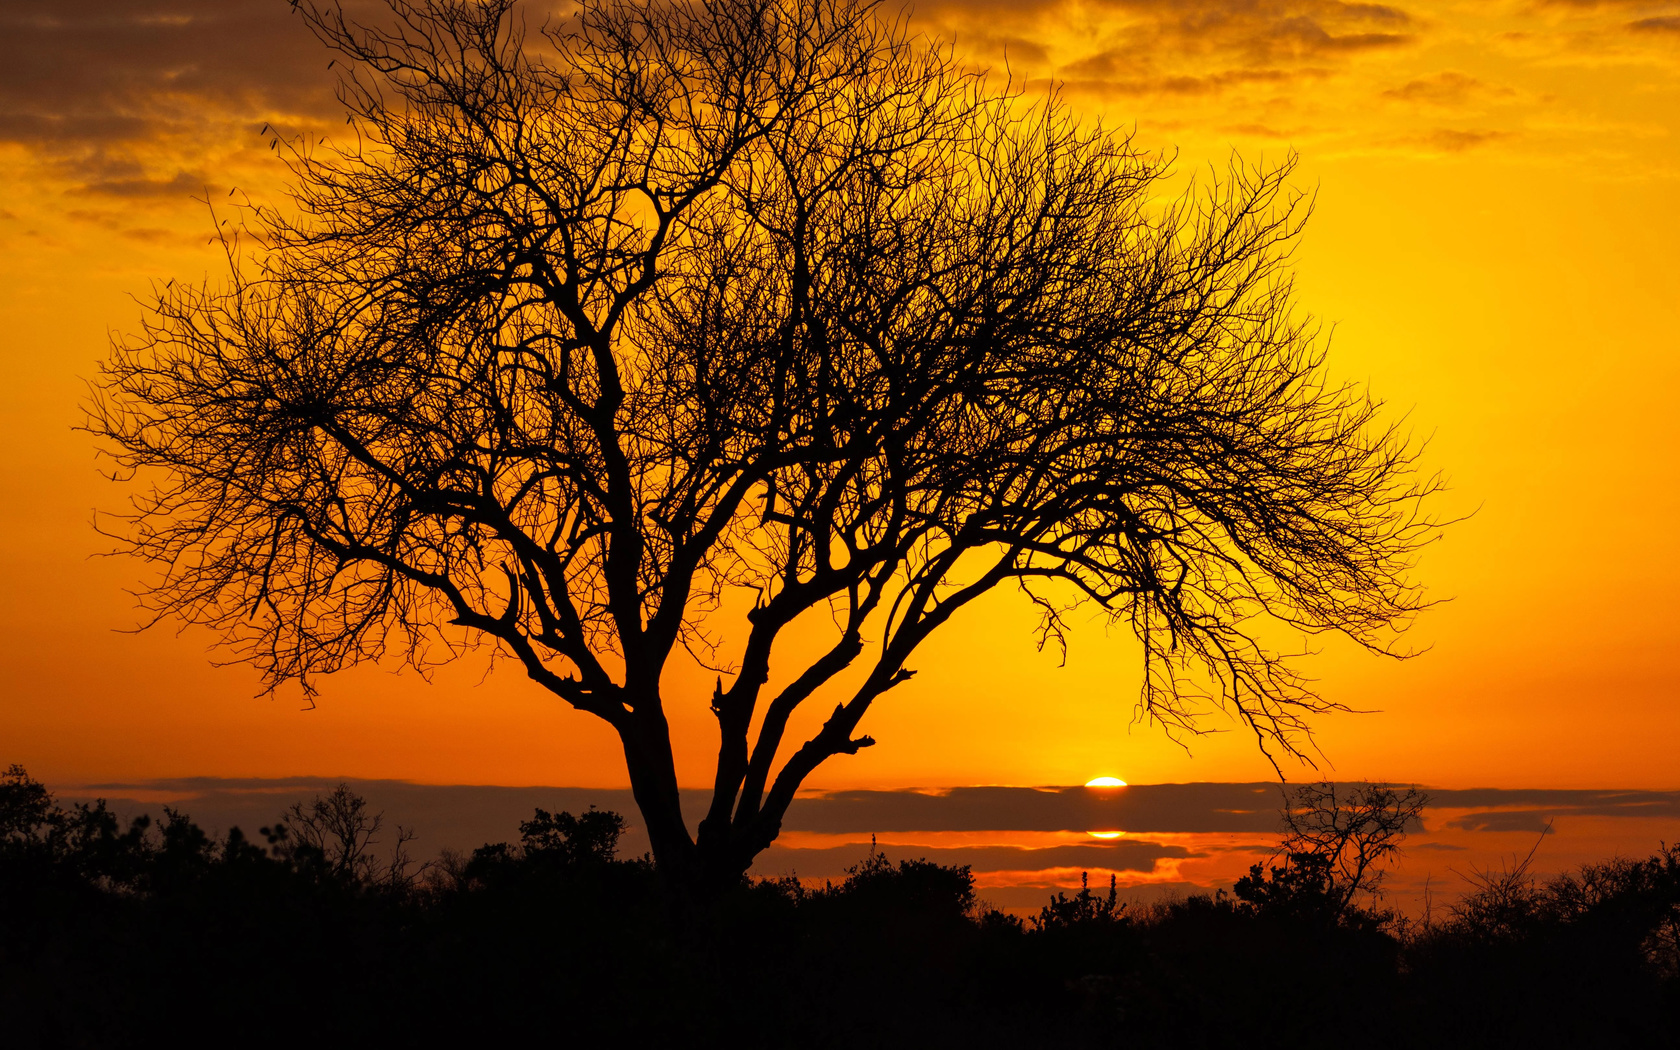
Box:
2;1;1678;905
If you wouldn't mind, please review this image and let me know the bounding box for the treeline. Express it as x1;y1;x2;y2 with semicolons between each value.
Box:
3;767;1677;1049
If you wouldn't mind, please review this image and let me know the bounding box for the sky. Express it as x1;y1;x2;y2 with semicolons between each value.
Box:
2;0;1678;906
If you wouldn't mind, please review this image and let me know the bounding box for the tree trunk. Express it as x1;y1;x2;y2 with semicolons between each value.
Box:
617;695;796;898
618;705;699;882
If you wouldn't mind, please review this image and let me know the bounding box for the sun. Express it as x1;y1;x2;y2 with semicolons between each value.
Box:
1087;831;1122;839
1084;776;1127;788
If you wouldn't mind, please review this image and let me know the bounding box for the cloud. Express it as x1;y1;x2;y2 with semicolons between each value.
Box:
0;0;362;202
69;778;1294;846
756;839;1190;880
0;0;1440;197
1107;0;1415;50
1264;19;1412;56
784;784;1289;834
1530;0;1670;9
1056;63;1318;98
1383;71;1514;106
73;169;209;199
0;0;338;150
1445;811;1558;833
953;32;1052;67
60;779;1680;880
1071;1;1412;62
120;227;186;243
1429;787;1680;817
1405;128;1511;152
1220;122;1310;138
1451;806;1565;829
921;0;1420;136
1493;3;1680;63
0;0;1393;156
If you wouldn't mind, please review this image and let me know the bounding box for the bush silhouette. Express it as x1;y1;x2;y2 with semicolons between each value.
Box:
4;764;1680;1049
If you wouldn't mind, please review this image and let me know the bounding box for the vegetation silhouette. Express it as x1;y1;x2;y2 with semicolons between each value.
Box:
4;765;1678;1049
1233;780;1429;927
87;0;1441;893
261;780;424;887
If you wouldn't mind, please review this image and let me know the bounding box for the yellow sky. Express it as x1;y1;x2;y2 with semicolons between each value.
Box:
1;0;1677;792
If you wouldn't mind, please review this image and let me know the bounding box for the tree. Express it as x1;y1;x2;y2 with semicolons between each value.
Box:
462;805;630;885
1235;780;1429;923
89;0;1437;891
0;765;54;847
263;782;422;887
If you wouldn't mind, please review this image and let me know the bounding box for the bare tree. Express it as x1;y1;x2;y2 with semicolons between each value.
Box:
1233;781;1426;924
88;0;1438;890
1288;780;1428;914
264;782;421;887
1446;825;1551;942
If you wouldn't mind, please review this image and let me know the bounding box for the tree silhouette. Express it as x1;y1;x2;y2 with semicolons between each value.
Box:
88;0;1437;889
262;781;423;887
1235;781;1428;926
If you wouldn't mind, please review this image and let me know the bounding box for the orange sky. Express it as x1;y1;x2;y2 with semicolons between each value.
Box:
2;0;1678;796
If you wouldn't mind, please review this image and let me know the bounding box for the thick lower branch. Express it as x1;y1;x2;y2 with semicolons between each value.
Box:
733;628;864;824
739;666;911;858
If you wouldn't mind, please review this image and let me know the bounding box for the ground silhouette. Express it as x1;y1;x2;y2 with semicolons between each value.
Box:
4;766;1676;1049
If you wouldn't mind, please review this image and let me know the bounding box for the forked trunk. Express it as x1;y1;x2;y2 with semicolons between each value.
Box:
619;723;778;897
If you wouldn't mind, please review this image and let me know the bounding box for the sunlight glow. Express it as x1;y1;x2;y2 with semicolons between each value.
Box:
1085;776;1127;788
1087;831;1123;839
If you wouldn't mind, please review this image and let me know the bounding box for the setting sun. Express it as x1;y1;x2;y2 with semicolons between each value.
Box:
1085;777;1127;788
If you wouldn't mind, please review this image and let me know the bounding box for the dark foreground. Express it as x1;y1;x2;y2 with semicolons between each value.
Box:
3;768;1677;1050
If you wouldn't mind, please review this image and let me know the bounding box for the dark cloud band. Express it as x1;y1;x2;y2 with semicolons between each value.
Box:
68;778;1680;867
0;0;337;149
758;839;1190;879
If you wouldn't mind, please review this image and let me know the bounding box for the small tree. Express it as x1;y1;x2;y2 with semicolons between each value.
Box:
264;782;421;887
89;0;1437;891
1236;781;1428;923
461;805;631;887
0;765;53;846
516;806;627;867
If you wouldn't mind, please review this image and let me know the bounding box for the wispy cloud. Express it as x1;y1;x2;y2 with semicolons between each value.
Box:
1628;14;1680;31
1445;811;1558;832
927;0;1417;68
0;0;341;202
1401;127;1513;151
0;0;336;149
1054;63;1327;98
1382;71;1516;105
72;169;209;199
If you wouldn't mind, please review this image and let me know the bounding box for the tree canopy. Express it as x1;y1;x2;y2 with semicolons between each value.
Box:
89;0;1437;886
